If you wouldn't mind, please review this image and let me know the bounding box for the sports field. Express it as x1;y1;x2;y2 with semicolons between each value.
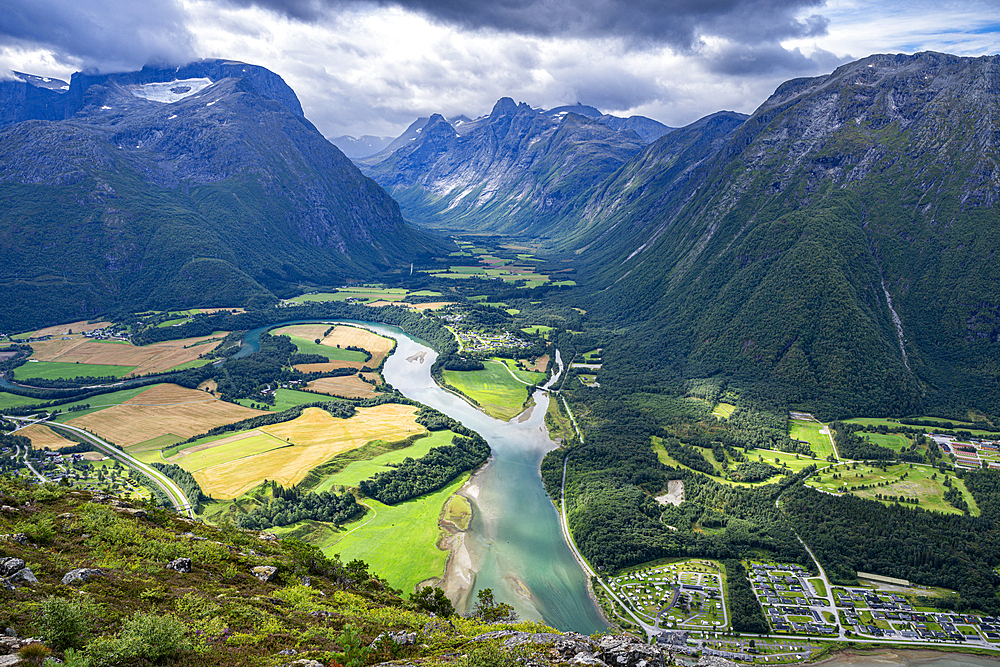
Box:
319;474;469;595
806;462;979;515
788;419;836;459
66;384;265;448
188;405;424;498
443;363;534;421
19;424;79;450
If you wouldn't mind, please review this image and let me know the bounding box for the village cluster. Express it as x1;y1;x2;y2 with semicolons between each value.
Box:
932;433;1000;469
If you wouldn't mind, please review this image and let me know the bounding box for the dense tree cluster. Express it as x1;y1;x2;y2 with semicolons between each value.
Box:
359;435;489;504
235;484;363;530
829;421;896;460
723;559;769;633
730;462;778;483
149;463;208;510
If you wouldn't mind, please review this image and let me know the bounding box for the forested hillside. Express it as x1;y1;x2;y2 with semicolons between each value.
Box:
568;52;1000;419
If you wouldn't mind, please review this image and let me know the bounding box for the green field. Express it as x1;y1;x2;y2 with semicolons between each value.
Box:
172;432;290;473
13;361;136;381
789;419;836;459
842;417;998;439
270;329;368;363
712;403;735;419
443;363;533;420
319;474;469;595
311;429;459;492
652;437;820;487
495;358;546;385
806;462;979;515
236;387;342;412
0;392;45;410
285;287;414;304
127;434;185;463
861;431;912;450
521;325;554;336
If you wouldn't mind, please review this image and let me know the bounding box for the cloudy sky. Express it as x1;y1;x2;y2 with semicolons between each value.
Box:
1;0;997;138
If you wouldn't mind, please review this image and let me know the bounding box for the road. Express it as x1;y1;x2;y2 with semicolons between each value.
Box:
3;415;195;519
775;491;843;639
560;453;659;638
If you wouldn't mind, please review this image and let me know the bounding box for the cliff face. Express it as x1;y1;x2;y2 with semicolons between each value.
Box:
0;61;448;331
574;52;1000;417
360;98;655;238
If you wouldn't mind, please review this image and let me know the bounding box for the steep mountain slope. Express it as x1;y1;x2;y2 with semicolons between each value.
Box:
359;98;656;238
0;61;448;332
575;52;1000;417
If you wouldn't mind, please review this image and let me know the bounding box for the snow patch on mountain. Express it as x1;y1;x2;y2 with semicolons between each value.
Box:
130;78;214;104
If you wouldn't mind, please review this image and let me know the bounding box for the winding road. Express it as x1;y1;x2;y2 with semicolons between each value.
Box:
3;415;195;519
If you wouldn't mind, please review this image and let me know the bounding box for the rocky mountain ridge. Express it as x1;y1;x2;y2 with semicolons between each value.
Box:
358;97;659;237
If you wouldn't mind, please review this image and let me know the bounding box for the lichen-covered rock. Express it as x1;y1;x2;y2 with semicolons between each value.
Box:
0;558;25;578
596;634;665;667
252;565;278;582
6;567;37;587
62;568;103;586
166;558;192;573
370;631;417;648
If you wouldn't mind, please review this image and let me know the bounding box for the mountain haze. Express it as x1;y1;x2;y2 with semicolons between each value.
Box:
0;60;447;332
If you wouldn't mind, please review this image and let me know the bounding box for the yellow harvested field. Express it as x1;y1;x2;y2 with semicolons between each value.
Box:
30;335;225;375
321;325;394;366
293;361;359;373
67;384;266;448
362;372;383;386
272;324;330;340
20;424;79;450
194;405;424;498
31;320;113;337
306;375;376;398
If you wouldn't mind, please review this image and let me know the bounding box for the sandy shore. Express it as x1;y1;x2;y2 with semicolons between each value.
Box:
812;648;1000;666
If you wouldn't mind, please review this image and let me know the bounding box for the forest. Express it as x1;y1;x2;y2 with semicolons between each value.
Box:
234;483;364;530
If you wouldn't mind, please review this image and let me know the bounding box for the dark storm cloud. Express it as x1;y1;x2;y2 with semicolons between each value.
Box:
706;43;843;75
0;0;194;71
230;0;829;49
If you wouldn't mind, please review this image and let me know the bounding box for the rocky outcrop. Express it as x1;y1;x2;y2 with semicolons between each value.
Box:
62;568;103;586
466;631;666;667
0;558;37;589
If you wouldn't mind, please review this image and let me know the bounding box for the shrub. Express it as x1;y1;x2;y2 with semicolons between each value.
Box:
17;644;52;666
38;596;97;651
85;612;191;666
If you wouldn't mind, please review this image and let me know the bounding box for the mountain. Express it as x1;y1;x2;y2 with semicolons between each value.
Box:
328;133;395;158
0;60;448;332
572;52;1000;418
543;103;672;143
358;98;654;237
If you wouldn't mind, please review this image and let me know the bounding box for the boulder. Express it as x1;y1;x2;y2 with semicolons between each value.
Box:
166;558;192;573
695;658;737;667
0;559;25;578
251;566;279;582
62;568;103;586
6;568;37;587
284;660;323;667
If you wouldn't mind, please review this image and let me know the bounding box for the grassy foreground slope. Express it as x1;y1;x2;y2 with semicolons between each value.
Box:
0;477;564;667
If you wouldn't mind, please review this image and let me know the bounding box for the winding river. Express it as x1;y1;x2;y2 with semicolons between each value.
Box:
241;320;609;634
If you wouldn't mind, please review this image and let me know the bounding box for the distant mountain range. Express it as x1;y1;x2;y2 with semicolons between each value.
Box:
0;60;448;332
365;52;1000;418
356;98;670;236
